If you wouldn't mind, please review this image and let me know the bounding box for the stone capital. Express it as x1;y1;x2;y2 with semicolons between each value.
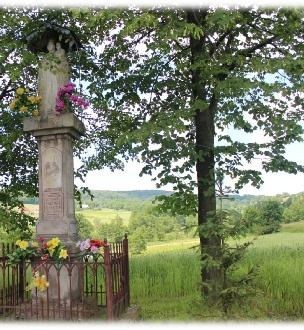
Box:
23;113;85;139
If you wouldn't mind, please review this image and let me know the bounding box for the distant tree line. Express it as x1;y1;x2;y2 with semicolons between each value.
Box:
75;192;304;255
76;205;197;255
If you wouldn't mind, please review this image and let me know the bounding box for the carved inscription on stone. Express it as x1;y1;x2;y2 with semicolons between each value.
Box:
42;146;62;189
43;188;63;220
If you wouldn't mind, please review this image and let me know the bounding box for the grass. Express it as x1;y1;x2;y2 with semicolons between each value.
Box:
280;220;304;233
22;204;131;228
130;228;304;321
145;238;199;254
76;208;131;227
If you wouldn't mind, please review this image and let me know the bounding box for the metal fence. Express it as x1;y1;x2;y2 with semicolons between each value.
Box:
0;235;130;321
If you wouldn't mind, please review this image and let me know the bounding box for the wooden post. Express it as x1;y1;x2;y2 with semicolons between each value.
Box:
123;234;130;307
104;240;113;320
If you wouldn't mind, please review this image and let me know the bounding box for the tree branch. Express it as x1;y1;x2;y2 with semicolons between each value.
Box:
209;29;234;57
0;80;12;101
240;35;278;57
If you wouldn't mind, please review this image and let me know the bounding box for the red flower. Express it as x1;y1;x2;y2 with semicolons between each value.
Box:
90;239;106;248
38;236;45;242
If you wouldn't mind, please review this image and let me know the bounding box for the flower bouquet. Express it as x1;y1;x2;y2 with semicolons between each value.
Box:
77;239;107;261
7;236;68;265
7;236;69;292
9;87;41;117
55;82;89;115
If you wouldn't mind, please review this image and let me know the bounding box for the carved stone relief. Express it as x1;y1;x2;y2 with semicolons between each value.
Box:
42;146;62;189
38;39;70;119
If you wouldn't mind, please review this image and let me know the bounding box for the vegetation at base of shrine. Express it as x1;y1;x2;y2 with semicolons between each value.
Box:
1;7;304;304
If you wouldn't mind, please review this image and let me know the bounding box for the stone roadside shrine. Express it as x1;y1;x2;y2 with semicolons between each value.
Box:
23;23;84;303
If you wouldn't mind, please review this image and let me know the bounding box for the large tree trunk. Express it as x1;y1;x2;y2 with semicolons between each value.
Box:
187;10;222;298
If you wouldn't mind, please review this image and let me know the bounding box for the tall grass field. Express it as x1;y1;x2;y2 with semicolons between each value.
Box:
130;226;304;321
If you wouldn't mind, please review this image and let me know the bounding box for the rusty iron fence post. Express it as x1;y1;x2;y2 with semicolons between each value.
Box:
123;234;130;307
104;240;114;320
18;259;25;303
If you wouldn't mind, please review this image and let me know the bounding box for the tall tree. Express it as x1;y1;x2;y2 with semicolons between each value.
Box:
1;7;304;294
82;8;304;293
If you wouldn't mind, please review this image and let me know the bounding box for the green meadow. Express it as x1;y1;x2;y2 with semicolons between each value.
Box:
76;208;131;226
130;222;304;321
23;204;131;226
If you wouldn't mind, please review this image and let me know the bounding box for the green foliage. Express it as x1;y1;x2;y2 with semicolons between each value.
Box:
243;200;284;235
283;194;304;223
199;209;256;312
128;206;194;242
76;190;171;211
75;213;94;239
129;227;147;255
0;206;35;239
96;215;127;242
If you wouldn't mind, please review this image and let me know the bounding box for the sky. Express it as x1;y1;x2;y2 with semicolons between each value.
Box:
75;138;304;196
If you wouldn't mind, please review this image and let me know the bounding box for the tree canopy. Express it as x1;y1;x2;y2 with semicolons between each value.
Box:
1;6;304;294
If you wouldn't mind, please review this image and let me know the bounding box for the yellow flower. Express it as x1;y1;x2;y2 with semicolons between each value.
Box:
9;100;16;110
16;240;29;250
48;246;55;257
31;241;39;248
32;109;39;117
59;249;68;259
47;237;60;249
20;106;28;113
33;273;49;292
27;96;36;104
16;87;25;95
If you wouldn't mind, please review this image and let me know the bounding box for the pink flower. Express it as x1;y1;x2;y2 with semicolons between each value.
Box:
90;246;99;254
55;82;89;114
77;239;91;251
55;99;65;113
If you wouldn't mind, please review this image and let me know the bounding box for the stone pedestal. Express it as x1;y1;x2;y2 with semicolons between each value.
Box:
24;113;85;303
24;113;84;244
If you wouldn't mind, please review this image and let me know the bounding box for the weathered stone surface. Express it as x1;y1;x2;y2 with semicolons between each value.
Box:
23;113;85;138
34;131;79;243
38;40;70;119
43;188;64;220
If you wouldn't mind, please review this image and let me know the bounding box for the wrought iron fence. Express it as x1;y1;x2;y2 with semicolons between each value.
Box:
0;235;130;321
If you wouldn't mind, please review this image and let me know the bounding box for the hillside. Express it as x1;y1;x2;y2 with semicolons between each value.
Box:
20;190;303;212
87;189;172;201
